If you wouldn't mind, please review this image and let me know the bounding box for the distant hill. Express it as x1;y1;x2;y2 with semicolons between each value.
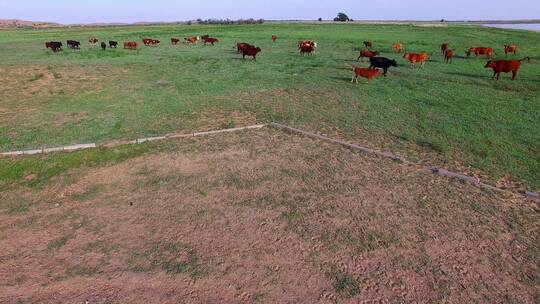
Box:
0;19;63;28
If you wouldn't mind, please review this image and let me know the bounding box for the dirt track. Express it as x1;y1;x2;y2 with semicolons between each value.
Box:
1;129;539;303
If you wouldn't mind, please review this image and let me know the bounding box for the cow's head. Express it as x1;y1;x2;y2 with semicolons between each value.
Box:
465;49;472;57
484;60;495;68
391;60;397;67
255;47;262;54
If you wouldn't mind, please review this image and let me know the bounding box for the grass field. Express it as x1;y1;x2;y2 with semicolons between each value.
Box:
0;23;539;189
1;129;539;303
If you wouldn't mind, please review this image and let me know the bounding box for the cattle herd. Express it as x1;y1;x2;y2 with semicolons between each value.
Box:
43;34;531;82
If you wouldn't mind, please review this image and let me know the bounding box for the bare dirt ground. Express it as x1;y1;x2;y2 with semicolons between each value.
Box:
1;128;539;304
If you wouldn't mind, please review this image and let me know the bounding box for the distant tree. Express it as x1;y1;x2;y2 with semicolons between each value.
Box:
318;17;323;21
187;20;192;25
334;12;350;22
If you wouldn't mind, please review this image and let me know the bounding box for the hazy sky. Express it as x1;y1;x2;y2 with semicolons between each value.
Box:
0;0;538;24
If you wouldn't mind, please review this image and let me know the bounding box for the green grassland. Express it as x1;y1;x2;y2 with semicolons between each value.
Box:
0;23;539;189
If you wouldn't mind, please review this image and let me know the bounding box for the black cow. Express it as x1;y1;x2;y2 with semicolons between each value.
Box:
100;42;106;50
46;41;63;52
67;40;80;49
109;40;118;48
369;56;397;76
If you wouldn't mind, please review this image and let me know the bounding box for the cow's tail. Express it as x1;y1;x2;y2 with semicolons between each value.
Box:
520;57;531;63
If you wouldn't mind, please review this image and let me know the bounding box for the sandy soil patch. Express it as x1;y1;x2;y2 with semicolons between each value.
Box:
0;129;538;303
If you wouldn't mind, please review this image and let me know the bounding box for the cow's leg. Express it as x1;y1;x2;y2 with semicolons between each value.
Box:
511;70;517;80
243;54;246;60
421;61;425;68
383;68;387;76
351;75;355;83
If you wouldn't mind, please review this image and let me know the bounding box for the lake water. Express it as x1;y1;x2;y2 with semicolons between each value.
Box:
481;23;540;32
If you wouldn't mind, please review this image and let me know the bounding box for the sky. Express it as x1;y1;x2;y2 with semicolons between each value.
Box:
0;0;539;24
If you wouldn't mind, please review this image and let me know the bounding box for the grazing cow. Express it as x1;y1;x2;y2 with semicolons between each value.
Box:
123;41;138;50
466;47;493;58
369;57;397;76
272;35;278;42
46;41;63;52
89;37;98;45
358;49;380;62
236;42;254;54
363;41;373;48
201;35;209;40
171;38;180;45
300;43;315;56
444;49;455;64
239;45;262;60
109;41;118;48
184;36;200;45
441;43;449;55
351;66;380;83
67;40;80;49
392;43;403;53
403;52;429;68
504;44;519;55
485;57;529;80
203;37;219;45
100;42;106;50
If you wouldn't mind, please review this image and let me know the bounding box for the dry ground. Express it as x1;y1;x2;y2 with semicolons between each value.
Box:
1;128;539;303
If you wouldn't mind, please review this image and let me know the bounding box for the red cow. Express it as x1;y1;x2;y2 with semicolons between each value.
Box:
485;57;529;80
89;37;98;45
239;45;262;60
300;44;315;56
466;47;493;58
403;52;429;68
441;43;449;55
123;41;138;50
236;42;254;54
358;49;380;62
298;40;317;54
504;44;519;55
171;38;180;45
444;49;455;64
351;67;380;83
392;43;403;53
272;35;278;42
203;37;219;45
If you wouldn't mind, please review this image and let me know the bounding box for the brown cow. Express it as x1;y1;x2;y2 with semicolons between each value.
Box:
236;42;254;54
123;41;138;50
485;57;529;80
444;49;455;64
392;43;403;53
403;52;429;68
351;66;380;83
272;35;278;42
203;37;219;45
358;49;380;62
89;37;98;45
466;47;493;58
171;38;180;45
504;44;519;55
441;43;449;55
300;44;315;56
239;45;261;60
184;36;199;45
